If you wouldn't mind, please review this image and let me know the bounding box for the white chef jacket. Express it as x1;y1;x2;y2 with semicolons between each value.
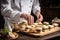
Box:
1;0;40;32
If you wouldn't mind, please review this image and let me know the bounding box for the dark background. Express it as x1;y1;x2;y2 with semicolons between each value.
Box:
0;0;5;29
0;0;60;29
39;0;60;22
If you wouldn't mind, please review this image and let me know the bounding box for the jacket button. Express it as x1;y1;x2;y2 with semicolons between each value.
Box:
29;6;31;8
30;0;32;2
28;11;30;13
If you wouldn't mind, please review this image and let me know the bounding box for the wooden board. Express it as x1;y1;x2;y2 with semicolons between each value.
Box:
20;27;60;36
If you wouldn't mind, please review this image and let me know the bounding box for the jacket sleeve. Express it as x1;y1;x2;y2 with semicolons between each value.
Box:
32;0;41;14
1;0;22;22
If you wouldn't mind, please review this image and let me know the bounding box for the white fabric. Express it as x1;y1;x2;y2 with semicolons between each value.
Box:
1;0;40;32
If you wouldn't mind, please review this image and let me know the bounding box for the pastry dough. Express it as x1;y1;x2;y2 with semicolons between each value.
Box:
43;22;49;25
52;23;59;27
9;32;18;39
12;21;59;33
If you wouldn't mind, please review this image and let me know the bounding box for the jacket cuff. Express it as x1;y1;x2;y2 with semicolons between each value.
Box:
10;11;22;22
33;7;40;14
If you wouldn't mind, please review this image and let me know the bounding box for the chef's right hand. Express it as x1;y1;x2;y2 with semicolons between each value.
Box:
20;14;34;25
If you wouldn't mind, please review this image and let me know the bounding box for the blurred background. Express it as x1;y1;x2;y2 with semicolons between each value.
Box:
39;0;60;22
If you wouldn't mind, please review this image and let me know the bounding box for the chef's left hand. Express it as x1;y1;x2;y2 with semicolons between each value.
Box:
35;11;43;22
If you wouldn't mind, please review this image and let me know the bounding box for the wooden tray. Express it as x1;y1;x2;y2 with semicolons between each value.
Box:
20;27;60;36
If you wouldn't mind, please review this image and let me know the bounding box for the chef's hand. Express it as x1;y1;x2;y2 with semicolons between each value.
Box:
20;14;34;25
35;11;43;22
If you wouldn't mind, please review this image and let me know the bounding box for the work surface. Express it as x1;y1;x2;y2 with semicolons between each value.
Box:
16;31;60;40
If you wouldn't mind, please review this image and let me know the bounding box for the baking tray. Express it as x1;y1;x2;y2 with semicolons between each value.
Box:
19;27;60;37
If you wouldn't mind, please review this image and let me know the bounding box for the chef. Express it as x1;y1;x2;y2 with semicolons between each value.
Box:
1;0;43;32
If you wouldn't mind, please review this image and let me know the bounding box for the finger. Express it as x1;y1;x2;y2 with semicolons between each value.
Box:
30;16;33;25
29;15;31;25
25;14;28;20
37;14;39;19
38;19;42;22
27;15;29;24
37;14;40;19
30;16;34;25
36;19;41;23
28;15;31;25
39;15;43;22
39;14;41;18
32;16;34;24
26;15;29;24
36;19;40;23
